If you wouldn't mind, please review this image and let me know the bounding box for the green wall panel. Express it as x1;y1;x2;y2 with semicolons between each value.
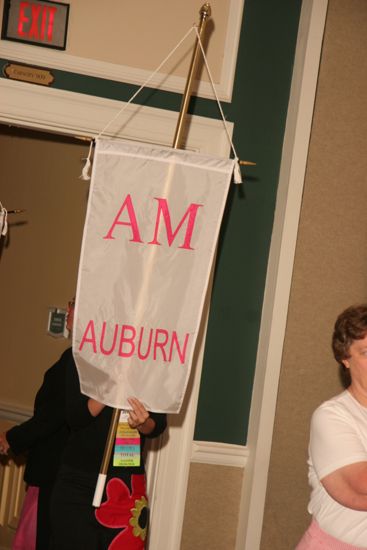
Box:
194;0;302;444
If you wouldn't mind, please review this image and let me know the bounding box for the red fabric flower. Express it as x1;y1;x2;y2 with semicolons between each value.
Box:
95;474;147;550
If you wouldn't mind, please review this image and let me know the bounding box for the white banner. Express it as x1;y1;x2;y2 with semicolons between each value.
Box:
73;138;234;413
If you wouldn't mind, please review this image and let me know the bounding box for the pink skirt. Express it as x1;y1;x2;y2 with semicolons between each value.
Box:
296;519;367;550
12;486;38;550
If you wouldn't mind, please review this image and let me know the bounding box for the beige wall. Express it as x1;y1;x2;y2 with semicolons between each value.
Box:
261;1;367;548
65;0;229;83
0;128;90;409
0;128;90;548
181;463;244;550
1;0;234;86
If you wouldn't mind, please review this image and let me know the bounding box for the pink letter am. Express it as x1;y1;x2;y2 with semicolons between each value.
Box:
148;198;203;250
103;194;143;243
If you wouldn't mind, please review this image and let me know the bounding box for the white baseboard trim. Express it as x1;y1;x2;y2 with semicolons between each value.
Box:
191;440;248;468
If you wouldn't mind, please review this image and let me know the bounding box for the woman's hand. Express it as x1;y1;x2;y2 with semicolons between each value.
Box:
127;397;155;435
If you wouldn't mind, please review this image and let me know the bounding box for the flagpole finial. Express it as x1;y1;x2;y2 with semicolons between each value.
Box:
200;3;211;18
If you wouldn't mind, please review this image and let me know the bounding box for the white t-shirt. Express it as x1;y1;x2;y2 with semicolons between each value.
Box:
308;390;367;546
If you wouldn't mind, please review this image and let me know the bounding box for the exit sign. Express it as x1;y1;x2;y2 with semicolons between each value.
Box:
2;0;69;50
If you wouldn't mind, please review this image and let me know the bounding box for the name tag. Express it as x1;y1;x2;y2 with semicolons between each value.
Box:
113;410;141;467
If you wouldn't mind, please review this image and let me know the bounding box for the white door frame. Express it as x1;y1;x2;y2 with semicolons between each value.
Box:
235;1;329;548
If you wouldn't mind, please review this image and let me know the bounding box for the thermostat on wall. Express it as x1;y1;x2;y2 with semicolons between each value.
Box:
47;307;68;338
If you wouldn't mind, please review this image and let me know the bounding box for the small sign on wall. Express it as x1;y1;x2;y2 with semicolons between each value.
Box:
2;0;70;50
47;307;68;338
4;62;54;85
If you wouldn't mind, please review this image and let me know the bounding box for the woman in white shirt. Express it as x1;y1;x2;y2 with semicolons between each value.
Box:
297;304;367;550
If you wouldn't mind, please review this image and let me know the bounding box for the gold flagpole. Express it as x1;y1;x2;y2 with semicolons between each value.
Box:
92;3;212;508
172;3;211;149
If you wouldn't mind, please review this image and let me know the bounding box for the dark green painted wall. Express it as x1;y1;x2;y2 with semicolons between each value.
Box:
1;0;302;445
195;0;302;444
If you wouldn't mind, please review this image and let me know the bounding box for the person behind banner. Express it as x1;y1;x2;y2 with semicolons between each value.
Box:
296;304;367;549
0;298;75;550
49;316;167;550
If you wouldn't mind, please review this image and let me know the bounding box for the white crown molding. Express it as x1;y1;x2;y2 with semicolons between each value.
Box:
0;0;244;102
0;78;232;156
192;441;248;468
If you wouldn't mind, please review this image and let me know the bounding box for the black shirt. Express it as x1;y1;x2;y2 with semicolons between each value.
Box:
6;348;71;486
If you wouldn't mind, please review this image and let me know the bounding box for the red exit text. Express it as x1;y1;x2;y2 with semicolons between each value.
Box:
17;1;57;42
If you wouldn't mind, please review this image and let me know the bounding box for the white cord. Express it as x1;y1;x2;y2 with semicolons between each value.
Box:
193;26;242;183
96;25;196;141
80;23;242;184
